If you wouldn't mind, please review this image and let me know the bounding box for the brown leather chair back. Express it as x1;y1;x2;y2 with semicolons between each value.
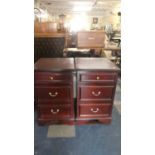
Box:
34;37;65;62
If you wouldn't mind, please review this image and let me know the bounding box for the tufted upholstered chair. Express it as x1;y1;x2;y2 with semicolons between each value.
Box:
34;37;65;62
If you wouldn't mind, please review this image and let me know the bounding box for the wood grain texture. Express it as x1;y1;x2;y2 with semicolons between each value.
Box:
76;58;118;124
75;58;120;71
34;72;72;83
78;85;115;101
78;104;112;118
35;58;75;125
38;104;72;119
34;32;67;38
34;58;119;125
35;86;71;101
77;31;105;48
79;72;117;83
34;58;75;71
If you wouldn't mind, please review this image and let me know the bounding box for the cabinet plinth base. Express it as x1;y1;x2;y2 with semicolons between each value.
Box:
37;117;111;125
75;117;112;125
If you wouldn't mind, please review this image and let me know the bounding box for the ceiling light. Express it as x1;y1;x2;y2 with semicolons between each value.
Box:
70;14;89;32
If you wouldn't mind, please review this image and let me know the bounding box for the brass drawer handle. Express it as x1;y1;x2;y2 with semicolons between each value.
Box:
51;109;59;114
91;108;99;113
92;91;101;96
49;76;54;80
49;92;58;97
96;76;100;80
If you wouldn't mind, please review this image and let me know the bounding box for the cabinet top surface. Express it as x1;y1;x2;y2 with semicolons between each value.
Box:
34;58;120;71
34;58;74;71
75;58;120;71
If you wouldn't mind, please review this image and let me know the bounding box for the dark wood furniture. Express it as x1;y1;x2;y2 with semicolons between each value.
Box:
34;58;75;125
75;58;119;124
34;32;69;62
34;58;119;125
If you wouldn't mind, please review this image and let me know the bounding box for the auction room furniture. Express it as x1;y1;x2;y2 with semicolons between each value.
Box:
34;58;119;125
77;31;105;48
34;33;67;62
77;31;105;57
34;58;75;125
75;58;119;124
62;31;106;58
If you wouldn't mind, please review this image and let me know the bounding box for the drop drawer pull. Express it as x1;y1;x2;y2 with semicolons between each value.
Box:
92;91;101;96
49;76;54;80
91;108;99;113
96;76;100;80
49;92;58;97
51;109;59;114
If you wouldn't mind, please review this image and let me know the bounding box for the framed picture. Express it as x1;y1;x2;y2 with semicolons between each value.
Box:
93;17;98;24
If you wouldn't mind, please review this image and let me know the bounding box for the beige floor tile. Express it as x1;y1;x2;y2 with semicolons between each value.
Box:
47;125;76;138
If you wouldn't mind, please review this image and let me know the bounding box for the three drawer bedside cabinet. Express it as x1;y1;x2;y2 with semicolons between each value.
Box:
34;58;119;125
75;58;120;124
34;58;75;125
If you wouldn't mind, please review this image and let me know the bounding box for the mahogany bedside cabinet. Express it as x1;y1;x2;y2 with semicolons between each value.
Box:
75;58;120;124
34;58;75;125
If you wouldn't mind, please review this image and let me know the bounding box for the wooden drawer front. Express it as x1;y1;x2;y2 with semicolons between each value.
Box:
35;72;72;82
79;73;116;82
77;31;105;48
37;100;70;105
38;105;71;118
79;104;111;118
35;86;71;100
78;86;114;101
79;101;112;105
